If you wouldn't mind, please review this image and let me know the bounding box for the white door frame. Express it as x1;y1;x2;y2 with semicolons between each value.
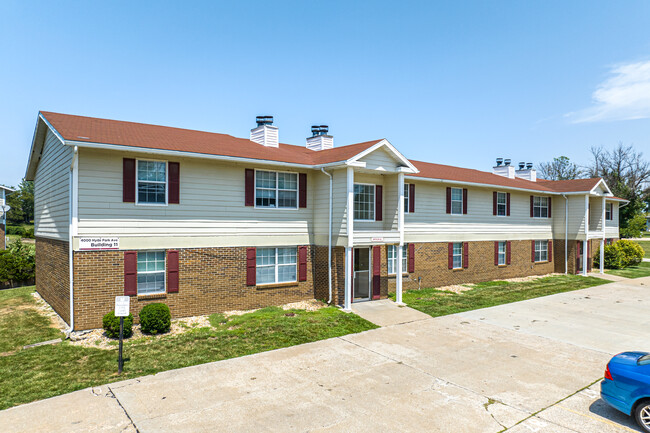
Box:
353;247;372;301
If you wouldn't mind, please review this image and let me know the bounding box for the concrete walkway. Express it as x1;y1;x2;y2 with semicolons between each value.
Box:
2;277;649;432
350;299;431;326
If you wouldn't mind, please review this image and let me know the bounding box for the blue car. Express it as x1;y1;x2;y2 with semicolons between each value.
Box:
601;352;650;432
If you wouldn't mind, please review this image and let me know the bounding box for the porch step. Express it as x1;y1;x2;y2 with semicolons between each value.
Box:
351;299;431;327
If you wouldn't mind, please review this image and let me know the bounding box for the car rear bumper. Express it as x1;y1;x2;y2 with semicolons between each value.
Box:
600;380;632;416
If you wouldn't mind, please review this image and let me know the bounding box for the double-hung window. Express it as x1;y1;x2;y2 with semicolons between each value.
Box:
137;251;166;295
451;188;463;214
452;242;463;269
533;196;549;218
255;171;298;208
354;184;375;221
605;203;613;220
497;241;506;265
404;184;410;213
256;247;297;285
496;192;507;216
137;160;167;204
387;245;408;274
534;240;548;262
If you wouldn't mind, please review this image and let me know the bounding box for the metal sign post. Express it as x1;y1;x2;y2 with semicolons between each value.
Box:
114;296;130;374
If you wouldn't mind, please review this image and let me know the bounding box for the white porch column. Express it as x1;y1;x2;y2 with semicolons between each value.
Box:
583;194;589;276
396;172;405;305
344;167;354;310
582;240;588;276
599;240;605;274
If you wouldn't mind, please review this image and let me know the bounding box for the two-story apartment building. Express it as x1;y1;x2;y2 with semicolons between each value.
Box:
25;112;626;330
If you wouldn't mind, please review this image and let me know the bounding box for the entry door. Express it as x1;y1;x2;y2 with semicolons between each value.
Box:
353;248;371;300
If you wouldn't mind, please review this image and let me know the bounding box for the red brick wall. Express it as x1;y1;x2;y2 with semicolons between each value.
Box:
35;237;70;324
73;246;317;330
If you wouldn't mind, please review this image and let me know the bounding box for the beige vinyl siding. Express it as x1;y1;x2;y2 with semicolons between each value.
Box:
552;195;586;239
358;147;400;171
77;149;314;242
404;183;553;242
589;196;604;232
383;174;399;231
605;201;619;237
34;129;72;240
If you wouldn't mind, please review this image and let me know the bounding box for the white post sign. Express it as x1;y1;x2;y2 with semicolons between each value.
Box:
115;296;130;317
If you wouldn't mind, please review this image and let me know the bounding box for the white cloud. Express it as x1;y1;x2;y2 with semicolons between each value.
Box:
566;60;650;123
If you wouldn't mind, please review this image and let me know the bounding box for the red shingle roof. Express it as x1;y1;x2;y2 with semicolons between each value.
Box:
536;178;602;192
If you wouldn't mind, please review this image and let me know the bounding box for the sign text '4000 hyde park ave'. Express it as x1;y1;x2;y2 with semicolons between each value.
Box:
79;237;120;251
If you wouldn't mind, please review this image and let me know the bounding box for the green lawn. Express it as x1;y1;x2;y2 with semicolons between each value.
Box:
391;275;608;318
606;261;650;279
637;240;650;259
0;287;377;410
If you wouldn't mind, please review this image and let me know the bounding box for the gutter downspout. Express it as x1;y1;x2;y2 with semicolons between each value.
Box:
320;168;333;304
68;146;78;333
563;194;568;274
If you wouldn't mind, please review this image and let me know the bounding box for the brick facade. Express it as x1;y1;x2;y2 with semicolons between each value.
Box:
73;245;318;330
35;237;70;324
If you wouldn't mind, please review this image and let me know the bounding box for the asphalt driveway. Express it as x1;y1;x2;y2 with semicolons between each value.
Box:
3;276;649;432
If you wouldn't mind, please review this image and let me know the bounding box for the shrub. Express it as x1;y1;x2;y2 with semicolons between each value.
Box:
139;303;171;334
594;244;624;269
617;239;644;267
102;311;134;338
0;239;35;287
620;214;647;239
23;227;35;239
5;226;24;236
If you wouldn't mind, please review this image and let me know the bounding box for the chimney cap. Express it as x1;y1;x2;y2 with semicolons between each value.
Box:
526;162;533;169
256;116;274;127
518;161;525;170
496;158;504;166
504;159;511;166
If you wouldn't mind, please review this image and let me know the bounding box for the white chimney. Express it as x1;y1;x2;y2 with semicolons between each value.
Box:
515;162;537;182
493;158;515;179
306;125;333;151
250;116;279;148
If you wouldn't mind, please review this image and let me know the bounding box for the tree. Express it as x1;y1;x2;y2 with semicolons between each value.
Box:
5;179;34;225
537;156;582;180
587;143;650;233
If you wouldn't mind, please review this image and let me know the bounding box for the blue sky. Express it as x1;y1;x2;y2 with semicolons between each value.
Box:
2;0;650;186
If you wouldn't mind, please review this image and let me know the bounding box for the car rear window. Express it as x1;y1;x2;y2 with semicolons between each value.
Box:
639;355;650;366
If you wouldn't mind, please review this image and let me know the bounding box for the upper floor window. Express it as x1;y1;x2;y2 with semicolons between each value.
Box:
137;251;166;295
404;184;410;213
256;247;297;285
387;244;408;274
256;171;297;209
497;241;507;265
137;160;167;204
354;184;375;221
533;196;549;218
534;240;548;262
605;203;613;220
496;192;507;216
452;242;463;269
451;188;463;215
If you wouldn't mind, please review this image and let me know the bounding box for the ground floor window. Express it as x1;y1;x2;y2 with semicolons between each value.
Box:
498;241;506;265
452;242;463;269
137;251;166;294
387;244;408;274
534;240;548;262
256;247;297;284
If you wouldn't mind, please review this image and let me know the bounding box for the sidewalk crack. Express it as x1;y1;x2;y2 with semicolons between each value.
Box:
107;386;140;433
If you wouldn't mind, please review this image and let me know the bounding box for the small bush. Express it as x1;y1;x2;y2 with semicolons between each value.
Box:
139;303;171;334
617;239;644;267
22;227;35;239
594;244;624;269
5;226;24;236
102;311;133;338
0;239;35;287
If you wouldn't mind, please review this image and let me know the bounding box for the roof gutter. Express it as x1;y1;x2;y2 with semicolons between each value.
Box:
404;175;560;195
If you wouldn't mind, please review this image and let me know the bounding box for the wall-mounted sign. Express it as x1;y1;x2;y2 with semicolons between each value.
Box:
79;237;120;251
371;237;384;242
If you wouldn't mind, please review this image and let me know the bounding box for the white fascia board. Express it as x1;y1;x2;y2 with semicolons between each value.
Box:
25;113;67;180
404;175;560;195
589;179;612;195
346;139;419;173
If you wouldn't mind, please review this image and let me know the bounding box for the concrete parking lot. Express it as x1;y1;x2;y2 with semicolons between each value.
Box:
2;276;649;432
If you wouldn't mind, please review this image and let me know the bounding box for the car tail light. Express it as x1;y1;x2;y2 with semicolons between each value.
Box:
604;364;613;381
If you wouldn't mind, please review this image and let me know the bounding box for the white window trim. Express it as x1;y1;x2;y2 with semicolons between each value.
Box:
497;241;507;266
605;203;613;220
353;182;376;222
254;169;299;210
496;191;507;217
404;183;410;214
534;240;549;263
136;159;168;207
452;242;463;269
450;187;464;215
387;244;408;275
532;196;550;218
137;250;167;295
255;247;298;286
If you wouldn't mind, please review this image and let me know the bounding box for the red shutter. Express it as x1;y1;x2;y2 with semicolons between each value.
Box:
548;197;552;218
531;240;536;262
372;246;381;300
409;184;415;213
246;247;256;286
123;158;136;203
408;243;415;273
124;251;137;296
530;196;534;217
462;188;468;214
448;243;453;269
299;173;307;208
375;185;383;221
168;162;180;204
463;242;469;268
506;241;511;265
245;169;254;206
167;250;179;293
298;246;307;281
493;192;497;216
494;241;499;265
548;241;553;263
446;187;451;214
506;193;511;216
